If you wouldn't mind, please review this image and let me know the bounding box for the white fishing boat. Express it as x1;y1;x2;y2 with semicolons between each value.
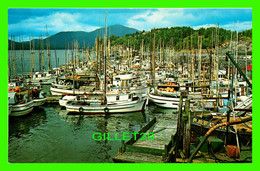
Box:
50;86;104;96
51;82;72;89
8;92;34;116
65;97;147;114
59;90;148;107
59;95;100;107
26;71;56;85
8;79;24;89
148;81;183;109
59;95;78;107
8;105;12;115
32;90;47;107
33;98;46;107
148;93;183;109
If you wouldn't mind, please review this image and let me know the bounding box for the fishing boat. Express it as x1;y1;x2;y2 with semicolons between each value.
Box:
50;86;104;96
59;95;100;107
8;105;12;115
50;73;102;95
8;92;34;116
65;96;147;114
32;90;47;107
148;81;187;109
26;71;56;85
191;115;252;147
149;93;183;109
59;89;148;107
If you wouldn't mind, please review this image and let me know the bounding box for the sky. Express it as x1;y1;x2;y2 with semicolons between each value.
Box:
8;8;252;41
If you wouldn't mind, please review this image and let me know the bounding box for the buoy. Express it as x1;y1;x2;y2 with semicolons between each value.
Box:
104;107;109;113
79;107;84;113
15;87;21;92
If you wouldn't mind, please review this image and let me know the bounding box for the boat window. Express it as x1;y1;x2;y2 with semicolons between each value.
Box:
116;96;119;100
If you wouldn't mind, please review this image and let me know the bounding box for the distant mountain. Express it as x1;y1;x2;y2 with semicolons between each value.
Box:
8;24;139;49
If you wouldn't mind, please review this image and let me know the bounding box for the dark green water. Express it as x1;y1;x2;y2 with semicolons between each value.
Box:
8;104;177;163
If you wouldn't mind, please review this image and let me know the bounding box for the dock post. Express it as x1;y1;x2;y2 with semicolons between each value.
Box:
183;99;191;158
164;144;168;158
175;93;184;159
225;109;231;146
120;140;125;153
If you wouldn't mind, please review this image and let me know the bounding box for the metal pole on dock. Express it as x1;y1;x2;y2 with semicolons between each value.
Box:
226;52;252;88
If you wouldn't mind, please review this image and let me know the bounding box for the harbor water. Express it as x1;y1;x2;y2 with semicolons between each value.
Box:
8;97;178;162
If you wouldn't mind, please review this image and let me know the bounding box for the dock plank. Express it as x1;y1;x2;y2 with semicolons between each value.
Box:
113;152;164;163
132;116;177;149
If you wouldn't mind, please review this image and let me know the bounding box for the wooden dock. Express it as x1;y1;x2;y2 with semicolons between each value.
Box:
46;95;62;103
113;117;177;163
113;95;252;163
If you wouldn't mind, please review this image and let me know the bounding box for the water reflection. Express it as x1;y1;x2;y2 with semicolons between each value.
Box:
8;104;179;163
9;107;47;139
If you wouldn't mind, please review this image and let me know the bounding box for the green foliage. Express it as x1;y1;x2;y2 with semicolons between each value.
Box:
110;27;252;51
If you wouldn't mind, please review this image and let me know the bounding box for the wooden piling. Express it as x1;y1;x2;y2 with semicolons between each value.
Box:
183;99;191;158
175;93;184;159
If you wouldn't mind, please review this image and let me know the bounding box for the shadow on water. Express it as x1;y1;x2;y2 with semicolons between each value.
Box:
148;105;178;116
8;104;179;163
63;111;149;162
8;107;47;139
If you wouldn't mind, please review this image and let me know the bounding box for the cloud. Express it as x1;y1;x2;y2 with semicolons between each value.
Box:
127;9;193;31
8;8;252;41
8;12;100;40
193;21;252;31
126;8;252;31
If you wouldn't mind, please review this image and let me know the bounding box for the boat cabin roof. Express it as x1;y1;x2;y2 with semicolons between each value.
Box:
8;92;17;105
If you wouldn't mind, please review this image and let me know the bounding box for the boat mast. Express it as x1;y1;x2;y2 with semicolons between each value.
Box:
55;45;57;68
83;41;85;64
198;36;202;86
64;40;67;73
99;35;102;76
39;34;44;72
162;40;165;67
245;43;248;95
46;24;51;71
19;36;24;74
29;35;33;75
191;33;194;92
216;22;219;104
234;20;239;104
152;30;155;89
228;21;234;90
11;35;16;78
72;41;75;95
159;38;162;65
141;39;144;70
103;11;108;104
128;39;130;68
95;37;99;73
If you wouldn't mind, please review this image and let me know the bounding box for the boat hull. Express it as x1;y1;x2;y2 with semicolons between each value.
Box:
191;117;252;146
148;94;183;109
9;101;34;116
50;87;103;96
66;99;147;114
33;98;47;107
